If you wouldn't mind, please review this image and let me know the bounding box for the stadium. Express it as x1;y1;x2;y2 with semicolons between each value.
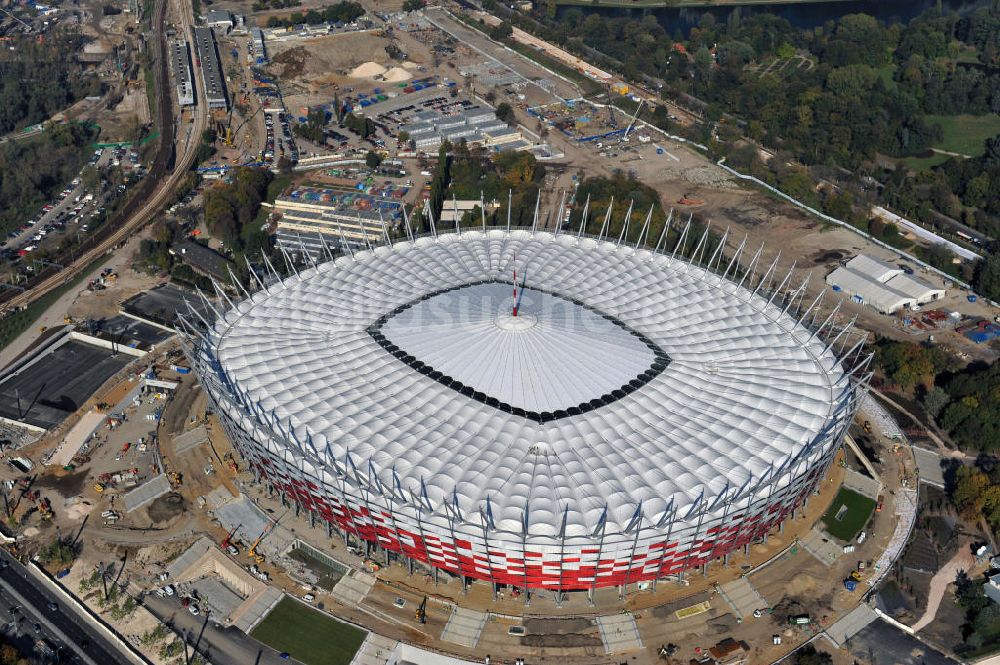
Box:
184;226;865;592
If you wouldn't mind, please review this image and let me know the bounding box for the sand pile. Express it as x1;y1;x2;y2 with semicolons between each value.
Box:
349;61;387;78
63;498;93;521
383;67;412;83
402;61;420;70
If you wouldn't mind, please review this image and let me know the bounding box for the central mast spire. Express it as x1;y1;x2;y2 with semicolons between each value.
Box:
512;252;518;317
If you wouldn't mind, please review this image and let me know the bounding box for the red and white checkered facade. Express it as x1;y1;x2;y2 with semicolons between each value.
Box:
185;229;861;590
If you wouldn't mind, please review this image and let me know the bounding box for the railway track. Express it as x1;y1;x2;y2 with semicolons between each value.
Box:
0;0;206;317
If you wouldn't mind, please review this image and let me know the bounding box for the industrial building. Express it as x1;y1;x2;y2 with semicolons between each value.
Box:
205;9;234;31
249;27;267;65
183;226;865;592
170;40;195;107
400;106;525;151
192;27;228;110
273;186;404;258
826;254;946;314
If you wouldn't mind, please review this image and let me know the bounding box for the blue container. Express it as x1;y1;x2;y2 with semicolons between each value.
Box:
968;294;978;302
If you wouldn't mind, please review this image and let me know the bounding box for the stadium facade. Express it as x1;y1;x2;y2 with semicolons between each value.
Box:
183;225;867;592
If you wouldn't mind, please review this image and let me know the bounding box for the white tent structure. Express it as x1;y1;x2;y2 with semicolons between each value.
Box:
826;255;945;314
181;216;868;593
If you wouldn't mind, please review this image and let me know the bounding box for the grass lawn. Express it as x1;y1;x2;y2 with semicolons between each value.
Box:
901;152;951;172
251;597;366;665
926;114;1000;156
821;487;876;542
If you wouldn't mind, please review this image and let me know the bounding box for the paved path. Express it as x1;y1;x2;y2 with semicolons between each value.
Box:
595;613;642;653
439;607;487;649
911;544;974;633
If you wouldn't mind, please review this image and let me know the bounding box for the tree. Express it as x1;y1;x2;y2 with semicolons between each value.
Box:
81;164;101;192
365;150;382;169
793;645;833;665
974;253;1000;302
921;386;951;421
495;103;516;125
489;22;513;41
401;0;424;10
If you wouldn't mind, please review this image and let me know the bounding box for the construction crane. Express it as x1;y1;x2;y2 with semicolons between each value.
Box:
621;99;646;143
221;524;241;551
604;83;618;128
248;514;283;564
415;596;427;624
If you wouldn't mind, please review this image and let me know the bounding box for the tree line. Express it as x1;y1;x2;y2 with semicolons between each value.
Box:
0;123;99;236
484;3;1000;293
0;31;102;135
875;339;1000;452
263;1;364;28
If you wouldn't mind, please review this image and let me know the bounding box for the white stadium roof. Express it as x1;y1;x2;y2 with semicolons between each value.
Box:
211;230;848;537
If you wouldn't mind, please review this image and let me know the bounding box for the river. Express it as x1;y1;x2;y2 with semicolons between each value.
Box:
557;0;992;35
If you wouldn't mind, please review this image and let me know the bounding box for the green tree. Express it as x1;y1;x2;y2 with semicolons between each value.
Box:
921;386;951;420
495;103;516;125
974;253;1000;302
489;22;513;41
365;150;382;168
793;645;833;665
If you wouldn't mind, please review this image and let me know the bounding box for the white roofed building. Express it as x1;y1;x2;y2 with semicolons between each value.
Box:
184;229;864;592
826;254;945;314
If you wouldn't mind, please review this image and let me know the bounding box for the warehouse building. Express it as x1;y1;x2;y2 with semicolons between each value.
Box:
206;9;234;31
826;254;946;314
249;27;267;64
192;27;228;110
171;40;195;107
399;106;526;152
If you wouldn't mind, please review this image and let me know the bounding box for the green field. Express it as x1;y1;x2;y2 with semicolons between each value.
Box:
251;597;366;665
821;487;876;542
926;114;1000;157
901;152;951;172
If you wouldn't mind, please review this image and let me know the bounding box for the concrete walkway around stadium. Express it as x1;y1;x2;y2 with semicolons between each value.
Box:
231;449;855;665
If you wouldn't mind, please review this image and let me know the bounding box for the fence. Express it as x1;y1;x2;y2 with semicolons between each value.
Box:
715;158;990;301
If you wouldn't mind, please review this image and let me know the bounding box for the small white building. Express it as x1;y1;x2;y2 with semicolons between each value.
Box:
206;9;233;31
825;254;946;315
986;573;1000;605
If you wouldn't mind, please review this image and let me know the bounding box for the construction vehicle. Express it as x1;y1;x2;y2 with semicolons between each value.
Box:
168;471;183;488
604;83;618;128
37;497;52;520
94;483;105;493
677;194;705;206
247;524;272;564
415;596;427;624
221;524;241;551
620;98;645;143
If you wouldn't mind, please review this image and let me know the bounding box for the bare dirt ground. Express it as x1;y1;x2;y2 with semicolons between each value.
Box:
266;31;432;104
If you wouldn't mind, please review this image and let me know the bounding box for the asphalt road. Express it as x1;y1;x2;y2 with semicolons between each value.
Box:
0;548;135;665
142;594;299;665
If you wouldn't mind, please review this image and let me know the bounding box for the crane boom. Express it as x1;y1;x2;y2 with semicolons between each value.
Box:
622;99;645;142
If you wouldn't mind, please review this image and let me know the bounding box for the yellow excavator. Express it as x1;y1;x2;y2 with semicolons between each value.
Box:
247;524;272;564
415;596;427;624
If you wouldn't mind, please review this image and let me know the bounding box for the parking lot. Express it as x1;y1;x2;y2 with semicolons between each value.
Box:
1;145;147;270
